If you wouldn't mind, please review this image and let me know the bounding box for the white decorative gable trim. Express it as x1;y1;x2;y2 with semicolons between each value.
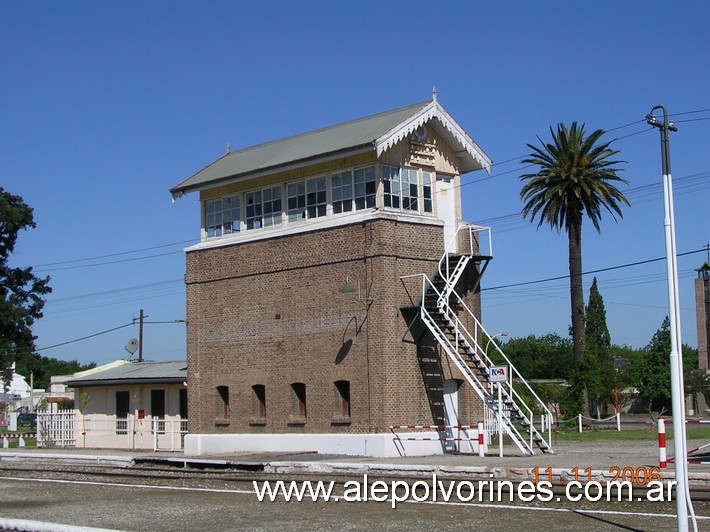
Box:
375;101;492;174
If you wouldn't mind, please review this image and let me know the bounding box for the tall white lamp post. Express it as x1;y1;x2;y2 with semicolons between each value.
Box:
647;105;694;532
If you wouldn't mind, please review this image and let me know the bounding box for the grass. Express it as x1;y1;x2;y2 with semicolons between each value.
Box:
0;426;38;448
552;426;710;443
0;426;37;435
489;426;710;447
1;437;37;448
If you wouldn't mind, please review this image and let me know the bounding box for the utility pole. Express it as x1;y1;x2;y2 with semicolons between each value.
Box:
647;106;694;531
138;309;144;362
29;371;34;413
133;309;146;363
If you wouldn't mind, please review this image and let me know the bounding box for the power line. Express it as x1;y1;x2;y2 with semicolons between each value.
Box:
29;317;186;355
674;117;710;125
472;170;710;227
605;119;646;133
32;239;198;268
33;250;184;273
481;247;707;292
47;279;183;304
26;108;710;275
35;322;134;351
669;108;710;118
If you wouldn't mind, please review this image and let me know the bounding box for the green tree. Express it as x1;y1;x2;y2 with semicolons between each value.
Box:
15;356;96;391
500;333;574;379
636;317;672;412
501;334;581;417
0;188;52;389
583;277;616;415
520;122;628;414
635;317;697;413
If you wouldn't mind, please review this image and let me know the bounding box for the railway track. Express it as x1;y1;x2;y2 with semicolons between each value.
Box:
2;460;710;503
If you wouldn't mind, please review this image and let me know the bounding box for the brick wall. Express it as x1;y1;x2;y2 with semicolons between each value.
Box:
185;216;483;435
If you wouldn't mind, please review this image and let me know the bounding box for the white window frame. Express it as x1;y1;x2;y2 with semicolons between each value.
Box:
287;176;326;223
245;185;282;230
205;194;241;238
383;165;433;215
422;171;433;214
331;169;354;215
353;166;376;211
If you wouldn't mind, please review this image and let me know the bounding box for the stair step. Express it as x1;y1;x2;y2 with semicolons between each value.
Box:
418;257;554;455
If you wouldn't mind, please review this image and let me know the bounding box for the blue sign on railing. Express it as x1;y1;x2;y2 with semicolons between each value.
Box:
489;366;508;383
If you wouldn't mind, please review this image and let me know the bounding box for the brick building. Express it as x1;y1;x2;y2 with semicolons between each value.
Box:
695;262;710;413
171;95;552;457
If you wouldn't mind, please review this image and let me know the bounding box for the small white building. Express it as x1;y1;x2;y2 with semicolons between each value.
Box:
59;360;188;450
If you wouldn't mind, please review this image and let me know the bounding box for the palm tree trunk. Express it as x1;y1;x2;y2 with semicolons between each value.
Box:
567;210;588;416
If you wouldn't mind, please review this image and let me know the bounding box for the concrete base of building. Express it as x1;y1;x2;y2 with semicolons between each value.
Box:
184;432;484;458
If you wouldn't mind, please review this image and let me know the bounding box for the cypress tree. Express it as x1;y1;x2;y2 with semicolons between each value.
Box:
583;277;615;416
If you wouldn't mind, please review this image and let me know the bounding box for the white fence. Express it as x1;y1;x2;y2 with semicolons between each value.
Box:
37;410;188;451
37;410;75;448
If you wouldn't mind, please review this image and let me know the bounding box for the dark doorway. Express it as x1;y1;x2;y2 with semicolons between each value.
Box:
115;391;129;434
179;388;188;419
151;389;166;433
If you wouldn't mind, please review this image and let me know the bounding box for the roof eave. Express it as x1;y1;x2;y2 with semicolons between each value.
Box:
375;101;492;175
66;377;185;387
171;152;231;201
170;143;375;199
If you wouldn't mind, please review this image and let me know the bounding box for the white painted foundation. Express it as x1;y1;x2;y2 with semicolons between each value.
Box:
184;430;484;458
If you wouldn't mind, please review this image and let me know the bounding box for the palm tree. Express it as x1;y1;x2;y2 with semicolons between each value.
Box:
520;122;629;411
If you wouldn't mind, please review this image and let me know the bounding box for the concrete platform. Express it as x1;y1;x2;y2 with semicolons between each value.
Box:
3;438;710;487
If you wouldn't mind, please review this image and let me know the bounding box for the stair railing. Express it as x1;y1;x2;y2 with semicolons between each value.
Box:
438;224;492;292
442;286;554;449
432;284;538;453
407;272;538;454
407;273;490;403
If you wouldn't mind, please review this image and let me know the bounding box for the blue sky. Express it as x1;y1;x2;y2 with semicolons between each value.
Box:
1;2;708;366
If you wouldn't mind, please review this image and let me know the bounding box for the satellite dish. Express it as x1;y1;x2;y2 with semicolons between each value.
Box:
125;338;139;355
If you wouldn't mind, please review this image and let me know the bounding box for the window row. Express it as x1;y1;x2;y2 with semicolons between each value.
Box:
204;164;434;238
383;166;433;214
114;388;188;435
215;381;350;421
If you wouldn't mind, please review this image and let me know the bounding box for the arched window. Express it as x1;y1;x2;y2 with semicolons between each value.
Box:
334;380;350;418
216;385;229;418
252;384;266;418
291;382;306;418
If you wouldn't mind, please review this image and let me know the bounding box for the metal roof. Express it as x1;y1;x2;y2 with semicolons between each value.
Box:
66;361;187;387
170;99;491;199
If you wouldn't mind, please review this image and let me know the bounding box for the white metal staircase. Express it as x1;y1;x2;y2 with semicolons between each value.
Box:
407;224;554;455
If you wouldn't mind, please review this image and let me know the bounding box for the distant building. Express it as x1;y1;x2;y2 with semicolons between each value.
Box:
695;261;710;413
62;360;188;450
0;362;43;412
66;360;187;420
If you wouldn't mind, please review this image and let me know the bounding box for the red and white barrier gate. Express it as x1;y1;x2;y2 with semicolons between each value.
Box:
390;422;488;456
658;418;667;468
657;417;710;468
